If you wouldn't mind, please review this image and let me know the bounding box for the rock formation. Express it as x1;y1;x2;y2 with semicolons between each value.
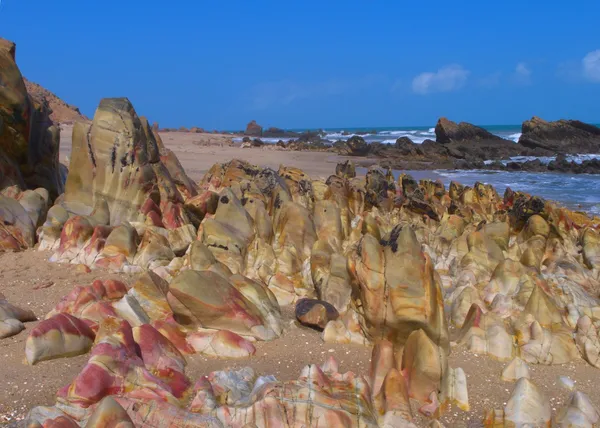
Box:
519;116;600;153
24;78;89;124
16;151;600;426
0;38;65;251
435;117;505;144
244;120;263;136
37;97;200;274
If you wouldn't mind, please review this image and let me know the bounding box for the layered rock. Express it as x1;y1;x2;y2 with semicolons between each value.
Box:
37;98;199;274
20;156;600;425
0;39;65;251
519;116;600;153
0;38;64;198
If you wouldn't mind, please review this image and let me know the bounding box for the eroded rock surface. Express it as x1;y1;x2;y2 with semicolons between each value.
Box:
18;155;600;426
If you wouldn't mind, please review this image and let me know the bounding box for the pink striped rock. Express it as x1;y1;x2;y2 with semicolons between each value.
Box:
26;313;95;365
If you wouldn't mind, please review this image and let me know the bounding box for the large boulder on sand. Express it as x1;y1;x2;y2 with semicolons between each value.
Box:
519;116;600;153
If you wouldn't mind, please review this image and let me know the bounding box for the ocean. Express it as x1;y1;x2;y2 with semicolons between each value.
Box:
236;124;600;216
320;124;522;145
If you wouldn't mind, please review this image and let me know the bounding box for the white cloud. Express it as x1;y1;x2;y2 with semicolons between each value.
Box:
583;50;600;82
411;65;469;95
513;62;532;84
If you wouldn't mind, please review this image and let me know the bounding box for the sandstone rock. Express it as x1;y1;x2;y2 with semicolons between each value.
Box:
295;298;339;330
187;329;256;358
84;396;135;428
0;38;64;198
440;367;469;412
323;310;371;346
401;329;446;403
501;357;530;382
335;160;356;178
556;391;600;428
349;225;448;351
457;304;514;361
168;270;280;340
0;296;37;338
199;188;254;274
504;378;551;426
26;313;95;364
0;195;37;251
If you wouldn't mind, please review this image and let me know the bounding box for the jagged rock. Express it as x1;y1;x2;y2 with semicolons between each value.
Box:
401;329;446;403
576;315;600;368
501;357;530;382
485;378;551;427
199;188;254;274
0;38;64;198
36;97;198;272
335;160;356;178
0;194;40;251
519;116;600;153
556;391;600;427
440;367;469;412
456;304;514;361
323;310;371;346
20;155;600;426
349;225;448;352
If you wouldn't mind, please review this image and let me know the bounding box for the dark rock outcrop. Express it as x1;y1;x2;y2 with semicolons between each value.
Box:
244;120;263;137
395;137;424;156
435;117;504;144
263;127;299;139
519;116;600;154
346;136;369;156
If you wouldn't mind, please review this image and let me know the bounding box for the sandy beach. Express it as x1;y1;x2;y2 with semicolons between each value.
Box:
58;125;379;181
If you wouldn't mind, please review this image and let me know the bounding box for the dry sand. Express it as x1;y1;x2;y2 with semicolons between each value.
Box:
2;127;599;426
58;125;374;181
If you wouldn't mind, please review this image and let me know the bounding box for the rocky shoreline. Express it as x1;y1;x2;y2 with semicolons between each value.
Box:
4;37;600;427
239;117;600;174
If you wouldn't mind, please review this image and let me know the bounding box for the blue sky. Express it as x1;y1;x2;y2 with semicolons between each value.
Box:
2;0;599;130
